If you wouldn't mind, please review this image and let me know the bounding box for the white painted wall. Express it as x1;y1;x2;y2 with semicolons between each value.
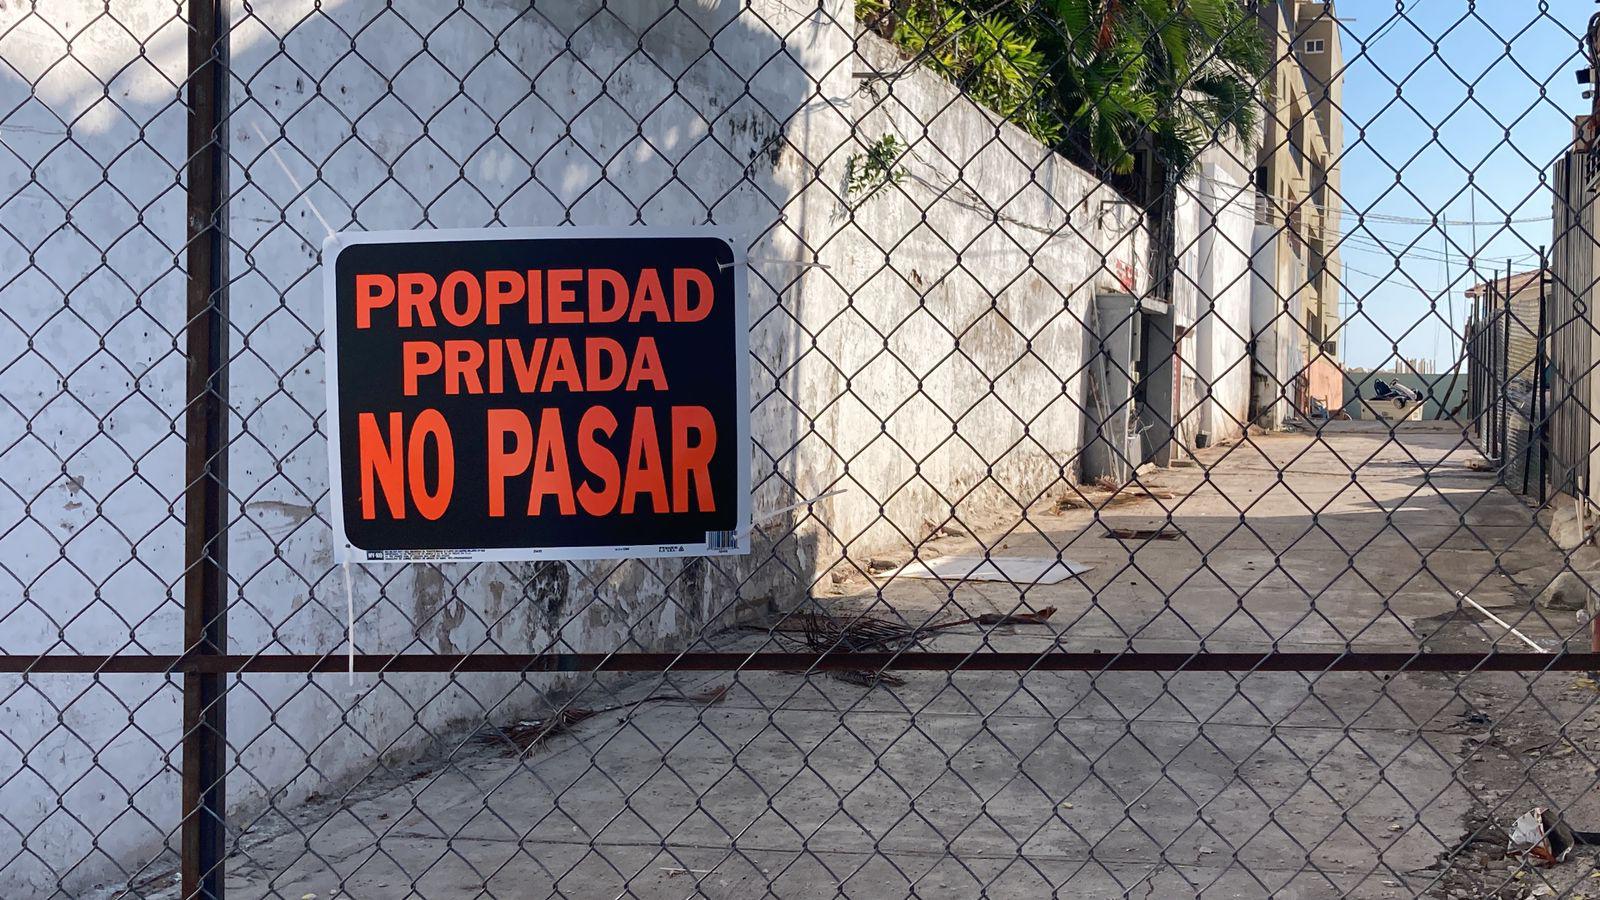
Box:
1251;225;1304;429
0;3;1172;896
819;36;1149;551
1186;159;1257;445
1155;144;1259;457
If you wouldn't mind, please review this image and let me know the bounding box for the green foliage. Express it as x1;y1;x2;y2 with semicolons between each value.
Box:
1047;0;1268;179
846;133;908;203
862;0;1059;145
859;0;1268;181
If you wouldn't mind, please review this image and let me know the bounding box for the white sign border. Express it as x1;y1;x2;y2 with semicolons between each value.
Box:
322;225;751;564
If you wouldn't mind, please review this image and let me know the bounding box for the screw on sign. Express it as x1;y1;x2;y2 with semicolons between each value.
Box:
322;227;752;562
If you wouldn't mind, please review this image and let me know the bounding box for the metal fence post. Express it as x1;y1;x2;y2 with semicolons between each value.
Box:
182;0;231;897
1536;247;1549;506
1499;260;1512;468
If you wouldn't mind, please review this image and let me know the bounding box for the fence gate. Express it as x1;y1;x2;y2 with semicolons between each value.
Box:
3;1;1600;898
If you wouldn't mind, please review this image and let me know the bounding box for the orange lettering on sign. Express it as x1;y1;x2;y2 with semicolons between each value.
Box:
486;409;531;518
620;406;667;513
576;407;620;516
356;274;394;328
671;405;716;512
358;411;405;520
528;408;577;516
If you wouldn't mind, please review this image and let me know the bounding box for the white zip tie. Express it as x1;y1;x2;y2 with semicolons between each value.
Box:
718;256;829;271
252;119;357;680
754;488;847;525
1456;590;1548;653
342;560;355;682
249;120;337;239
749;256;830;270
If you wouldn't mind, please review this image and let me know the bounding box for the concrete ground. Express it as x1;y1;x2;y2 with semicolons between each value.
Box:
144;426;1600;899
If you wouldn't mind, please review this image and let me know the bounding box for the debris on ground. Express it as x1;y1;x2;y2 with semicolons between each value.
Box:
828;669;906;688
499;684;732;752
1053;494;1090;512
1052;481;1176;513
1458;590;1550;653
929;606;1058;630
1509;807;1576;866
504;708;597;751
1103;526;1183;541
798;610;920;652
1508;807;1600;866
886;555;1090;584
1538;571;1592;612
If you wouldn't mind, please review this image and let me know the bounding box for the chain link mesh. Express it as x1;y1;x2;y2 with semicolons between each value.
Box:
2;0;1600;897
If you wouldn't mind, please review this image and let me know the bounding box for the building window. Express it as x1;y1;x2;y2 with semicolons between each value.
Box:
1304;38;1325;54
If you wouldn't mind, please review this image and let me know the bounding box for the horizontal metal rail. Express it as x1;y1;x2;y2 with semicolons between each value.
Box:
3;651;1597;674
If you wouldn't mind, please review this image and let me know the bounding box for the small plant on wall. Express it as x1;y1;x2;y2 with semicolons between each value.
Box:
846;133;908;205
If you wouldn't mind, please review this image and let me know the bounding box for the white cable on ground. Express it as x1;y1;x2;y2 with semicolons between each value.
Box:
1455;590;1548;653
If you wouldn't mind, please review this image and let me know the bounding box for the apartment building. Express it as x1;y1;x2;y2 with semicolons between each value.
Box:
1249;0;1345;425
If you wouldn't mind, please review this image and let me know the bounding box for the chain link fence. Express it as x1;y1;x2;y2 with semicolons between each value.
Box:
3;0;1600;897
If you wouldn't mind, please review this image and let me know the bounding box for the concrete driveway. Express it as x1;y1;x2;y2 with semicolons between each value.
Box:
146;425;1593;900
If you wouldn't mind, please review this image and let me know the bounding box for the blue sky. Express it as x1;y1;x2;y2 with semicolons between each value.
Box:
1331;0;1592;370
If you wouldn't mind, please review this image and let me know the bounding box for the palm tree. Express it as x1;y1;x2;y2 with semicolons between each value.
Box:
1045;0;1268;178
859;0;1268;180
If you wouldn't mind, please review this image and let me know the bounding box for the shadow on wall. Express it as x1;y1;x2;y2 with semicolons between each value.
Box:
0;0;821;895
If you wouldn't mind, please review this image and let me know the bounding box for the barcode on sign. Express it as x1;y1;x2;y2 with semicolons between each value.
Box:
705;530;738;551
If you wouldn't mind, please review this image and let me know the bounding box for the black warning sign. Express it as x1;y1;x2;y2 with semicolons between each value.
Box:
322;227;750;563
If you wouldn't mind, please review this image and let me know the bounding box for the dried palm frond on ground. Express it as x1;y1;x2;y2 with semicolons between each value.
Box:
503;707;596;752
926;606;1058;629
797;610;920;652
635;683;732;707
789;610;921;689
498;683;732;753
756;604;1060;689
1053;482;1176;513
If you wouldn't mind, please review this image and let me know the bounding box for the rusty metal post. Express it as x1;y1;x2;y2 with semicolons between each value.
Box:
182;0;230;896
1499;259;1513;471
1537;248;1549;507
1590;610;1599;683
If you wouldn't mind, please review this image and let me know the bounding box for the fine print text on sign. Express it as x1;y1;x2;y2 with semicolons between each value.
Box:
323;227;750;563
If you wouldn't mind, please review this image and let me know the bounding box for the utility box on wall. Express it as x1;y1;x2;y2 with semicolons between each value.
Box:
1082;292;1142;484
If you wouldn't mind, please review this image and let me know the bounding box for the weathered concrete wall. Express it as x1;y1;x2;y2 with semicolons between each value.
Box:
0;2;1157;895
0;3;190;895
1184;156;1256;445
823;36;1148;548
1251;225;1303;429
1143;145;1257;460
3;1;837;893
